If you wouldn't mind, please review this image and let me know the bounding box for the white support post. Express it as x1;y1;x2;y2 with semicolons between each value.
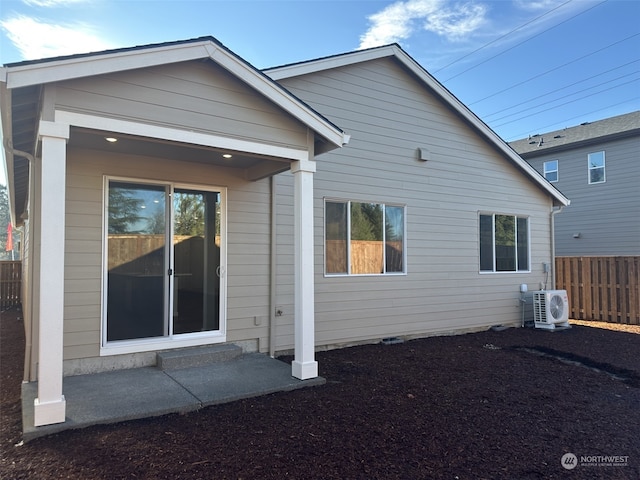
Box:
33;120;69;426
290;158;318;380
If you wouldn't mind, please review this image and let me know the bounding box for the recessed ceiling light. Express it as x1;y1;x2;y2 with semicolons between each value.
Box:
222;153;233;159
105;137;118;143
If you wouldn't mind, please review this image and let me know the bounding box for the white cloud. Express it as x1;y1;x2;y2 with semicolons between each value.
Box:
359;0;487;49
22;0;89;7
423;3;487;39
1;15;114;60
513;0;566;11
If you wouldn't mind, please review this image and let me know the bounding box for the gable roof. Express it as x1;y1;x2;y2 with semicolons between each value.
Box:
1;36;348;148
265;44;569;207
1;36;350;224
509;110;640;158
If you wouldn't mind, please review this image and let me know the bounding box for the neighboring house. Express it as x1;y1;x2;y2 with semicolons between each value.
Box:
510;111;640;256
1;37;568;428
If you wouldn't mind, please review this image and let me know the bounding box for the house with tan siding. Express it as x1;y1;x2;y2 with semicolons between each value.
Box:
1;37;568;429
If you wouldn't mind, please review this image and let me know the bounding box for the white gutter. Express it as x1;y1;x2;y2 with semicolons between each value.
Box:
550;205;565;290
2;140;36;383
269;176;278;357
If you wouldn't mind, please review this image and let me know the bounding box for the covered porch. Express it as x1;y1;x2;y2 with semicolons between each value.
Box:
1;37;348;430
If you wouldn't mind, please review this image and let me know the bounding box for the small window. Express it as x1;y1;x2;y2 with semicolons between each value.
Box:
543;160;558;182
325;200;405;275
479;213;529;273
588;151;605;184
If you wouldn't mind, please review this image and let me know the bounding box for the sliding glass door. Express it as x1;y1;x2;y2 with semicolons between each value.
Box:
172;189;221;334
105;180;224;344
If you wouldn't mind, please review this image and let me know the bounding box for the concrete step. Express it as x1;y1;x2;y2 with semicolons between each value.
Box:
156;344;242;370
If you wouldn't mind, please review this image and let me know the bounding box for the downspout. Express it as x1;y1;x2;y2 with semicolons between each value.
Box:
550;205;564;290
3;139;35;383
269;175;277;357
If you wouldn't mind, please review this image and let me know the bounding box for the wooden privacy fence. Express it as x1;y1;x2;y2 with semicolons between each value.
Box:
326;240;403;274
0;261;22;309
556;256;639;324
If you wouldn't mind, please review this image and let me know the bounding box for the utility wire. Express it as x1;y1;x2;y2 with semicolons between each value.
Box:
488;70;639;123
441;0;607;82
468;32;640;106
434;0;573;74
483;59;640;119
493;77;639;128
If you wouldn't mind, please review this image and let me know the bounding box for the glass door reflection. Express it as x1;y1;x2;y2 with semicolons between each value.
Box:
172;189;221;334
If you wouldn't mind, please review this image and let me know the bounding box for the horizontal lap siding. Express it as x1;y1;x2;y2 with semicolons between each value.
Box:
525;136;639;256
64;149;272;361
54;61;308;150
275;57;553;350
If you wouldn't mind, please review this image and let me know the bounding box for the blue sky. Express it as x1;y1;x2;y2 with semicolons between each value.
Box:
1;0;639;186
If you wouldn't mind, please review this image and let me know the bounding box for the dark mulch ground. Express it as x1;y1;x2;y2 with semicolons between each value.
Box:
2;306;639;480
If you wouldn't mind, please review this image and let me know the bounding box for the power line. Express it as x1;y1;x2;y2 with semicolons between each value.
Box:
441;0;607;83
433;0;573;74
502;99;640;141
488;70;639;123
468;32;640;106
492;77;639;129
483;59;640;119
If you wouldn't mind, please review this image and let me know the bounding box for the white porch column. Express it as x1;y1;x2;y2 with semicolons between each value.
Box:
291;158;318;380
34;120;69;426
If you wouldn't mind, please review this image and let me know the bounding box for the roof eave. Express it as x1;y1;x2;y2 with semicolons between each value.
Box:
267;44;568;207
266;44;400;80
5;38;348;151
0;82;17;224
518;128;640;159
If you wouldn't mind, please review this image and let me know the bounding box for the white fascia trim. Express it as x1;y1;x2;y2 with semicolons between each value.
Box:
55;110;309;161
265;45;398;80
6;42;215;89
203;44;347;148
390;49;569;207
268;45;569;207
6;39;347;149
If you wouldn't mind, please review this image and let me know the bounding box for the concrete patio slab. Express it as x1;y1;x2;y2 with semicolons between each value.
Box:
165;353;324;406
22;354;325;442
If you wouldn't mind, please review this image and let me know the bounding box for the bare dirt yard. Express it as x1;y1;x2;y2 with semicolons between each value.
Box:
2;306;639;479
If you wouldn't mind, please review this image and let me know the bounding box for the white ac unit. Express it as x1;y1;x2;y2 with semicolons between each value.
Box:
531;290;570;330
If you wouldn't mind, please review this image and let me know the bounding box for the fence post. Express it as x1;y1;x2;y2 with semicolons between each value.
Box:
0;261;22;309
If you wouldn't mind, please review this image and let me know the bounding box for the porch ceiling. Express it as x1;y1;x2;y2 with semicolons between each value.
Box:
8;85;40;225
70;128;293;181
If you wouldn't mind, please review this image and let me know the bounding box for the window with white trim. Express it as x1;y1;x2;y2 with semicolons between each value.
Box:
588;151;605;184
325;200;406;275
543;160;558;182
479;214;529;272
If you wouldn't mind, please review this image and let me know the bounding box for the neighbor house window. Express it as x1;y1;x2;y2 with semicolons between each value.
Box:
479;214;529;272
543;160;558;182
325;200;405;275
588;151;605;184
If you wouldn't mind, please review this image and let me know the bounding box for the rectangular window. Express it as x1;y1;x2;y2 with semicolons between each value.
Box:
479;213;529;273
325;200;405;275
543;160;558;182
588;151;605;184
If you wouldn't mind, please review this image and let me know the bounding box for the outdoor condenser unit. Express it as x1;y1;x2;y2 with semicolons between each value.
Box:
523;290;571;330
